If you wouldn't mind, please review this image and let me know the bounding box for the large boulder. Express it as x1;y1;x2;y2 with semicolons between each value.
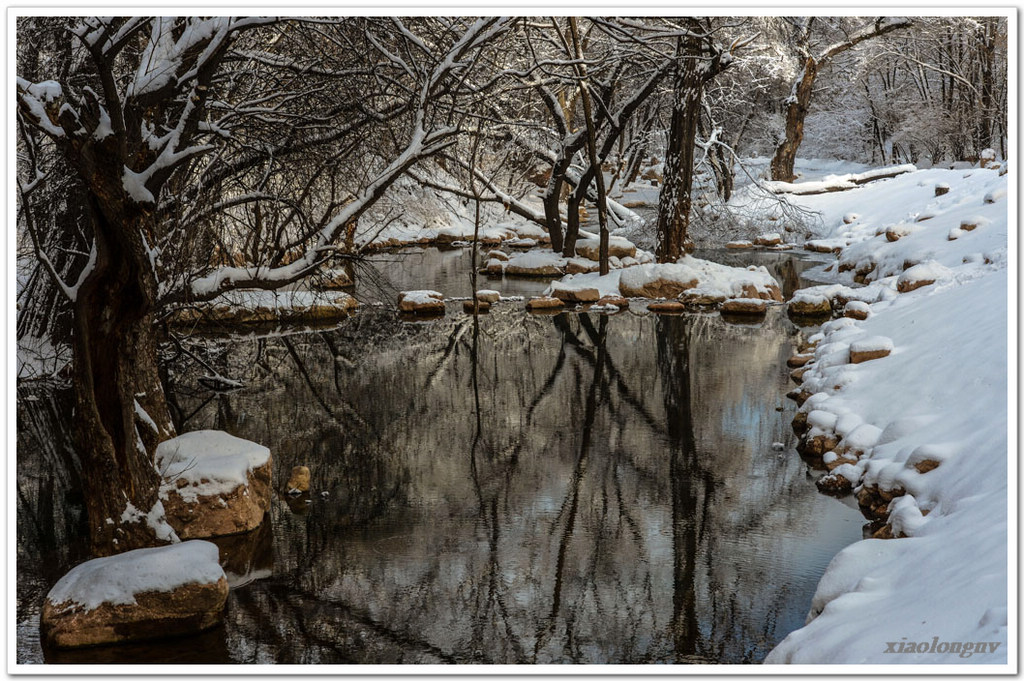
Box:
41;541;228;649
157;431;272;539
549;282;600;303
398;290;446;314
619;264;698;298
574;237;637;260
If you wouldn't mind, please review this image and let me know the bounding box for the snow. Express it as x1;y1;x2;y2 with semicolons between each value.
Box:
763;165;1009;664
398;290;443;305
156;430;271;503
45;541;224;612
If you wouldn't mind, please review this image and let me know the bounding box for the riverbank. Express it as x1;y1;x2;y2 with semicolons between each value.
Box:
749;164;1011;664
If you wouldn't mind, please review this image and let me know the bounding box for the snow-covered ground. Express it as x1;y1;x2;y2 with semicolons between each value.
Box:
756;163;1012;665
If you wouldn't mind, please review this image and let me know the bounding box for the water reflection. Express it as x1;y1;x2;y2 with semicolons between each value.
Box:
18;305;862;665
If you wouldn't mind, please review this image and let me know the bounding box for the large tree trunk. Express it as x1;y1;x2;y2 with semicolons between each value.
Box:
770;57;819;182
656;39;707;263
71;196;176;556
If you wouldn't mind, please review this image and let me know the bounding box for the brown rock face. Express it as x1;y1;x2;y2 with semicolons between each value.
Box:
914;459;942;474
816;473;853;496
619;277;698;299
486;250;510;262
844;307;869;321
647;301;686;313
551;287;600;303
960;220;978;232
397;292;446;315
526;296;565;311
565;259;599;275
475;290;501;303
42;578;229;649
797;432;839;459
721;298;767;316
789;366;808;385
753;234;783;247
682;290;726;307
463;300;491;314
850;348;891;364
788;297;832;318
740;283;783;302
163;458;272;540
287;466;310;493
897;277;934;294
574;240;636;260
597;295;629;309
787;353;813;368
934;185;950;196
505;263;565;277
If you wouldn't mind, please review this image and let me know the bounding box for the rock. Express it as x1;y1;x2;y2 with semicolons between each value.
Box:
483;259;505;276
960;220;979;232
790;366;808;384
843;301;870;320
397;290;446;315
725;240;753;249
505;262;565;277
565;258;599;275
816;473;853;496
463;300;490;314
849;336;893;364
41;542;228;649
157;431;273;539
486;250;509;262
740;283;783;302
753;233;782;247
787;388;812;406
885;225;913;242
797;432;839;459
843;213;859;224
507;238;537;250
934;183;950;196
620;276;698;299
914;459;942;474
315;270;353;290
597;295;629;309
526;296;565;311
787;353;813;368
787;295;832;318
286;466;310;494
575;238;636;260
550;285;600;303
647;301;686;313
681;289;726;308
791;411;810;436
916;212;935;222
825;453;859;471
720;298;767;316
475;290;500;303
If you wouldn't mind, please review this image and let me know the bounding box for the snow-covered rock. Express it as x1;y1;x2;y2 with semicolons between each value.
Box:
157;430;272;539
41;541;228;648
397;290;445;314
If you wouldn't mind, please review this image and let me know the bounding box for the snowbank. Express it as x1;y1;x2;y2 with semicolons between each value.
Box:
765;166;1009;665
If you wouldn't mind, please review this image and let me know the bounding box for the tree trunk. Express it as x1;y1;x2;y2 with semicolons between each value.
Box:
562;193;582;258
543;169;566;254
656;36;708;263
71;197;176;556
770;57;819;182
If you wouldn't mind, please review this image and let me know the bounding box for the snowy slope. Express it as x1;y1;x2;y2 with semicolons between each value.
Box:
762;166;1012;665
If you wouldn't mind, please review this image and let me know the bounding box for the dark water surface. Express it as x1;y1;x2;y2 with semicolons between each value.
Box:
18;245;856;665
17;296;862;665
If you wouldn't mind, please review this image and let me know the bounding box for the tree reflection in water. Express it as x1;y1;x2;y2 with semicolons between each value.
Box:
18;306;863;665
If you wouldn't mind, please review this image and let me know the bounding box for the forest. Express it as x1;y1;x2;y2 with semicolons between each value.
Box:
15;15;1010;667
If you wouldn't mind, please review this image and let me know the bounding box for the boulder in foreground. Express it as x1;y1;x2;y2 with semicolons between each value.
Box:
41;541;228;649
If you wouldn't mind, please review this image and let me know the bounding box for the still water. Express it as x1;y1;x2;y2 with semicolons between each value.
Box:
17;295;862;665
